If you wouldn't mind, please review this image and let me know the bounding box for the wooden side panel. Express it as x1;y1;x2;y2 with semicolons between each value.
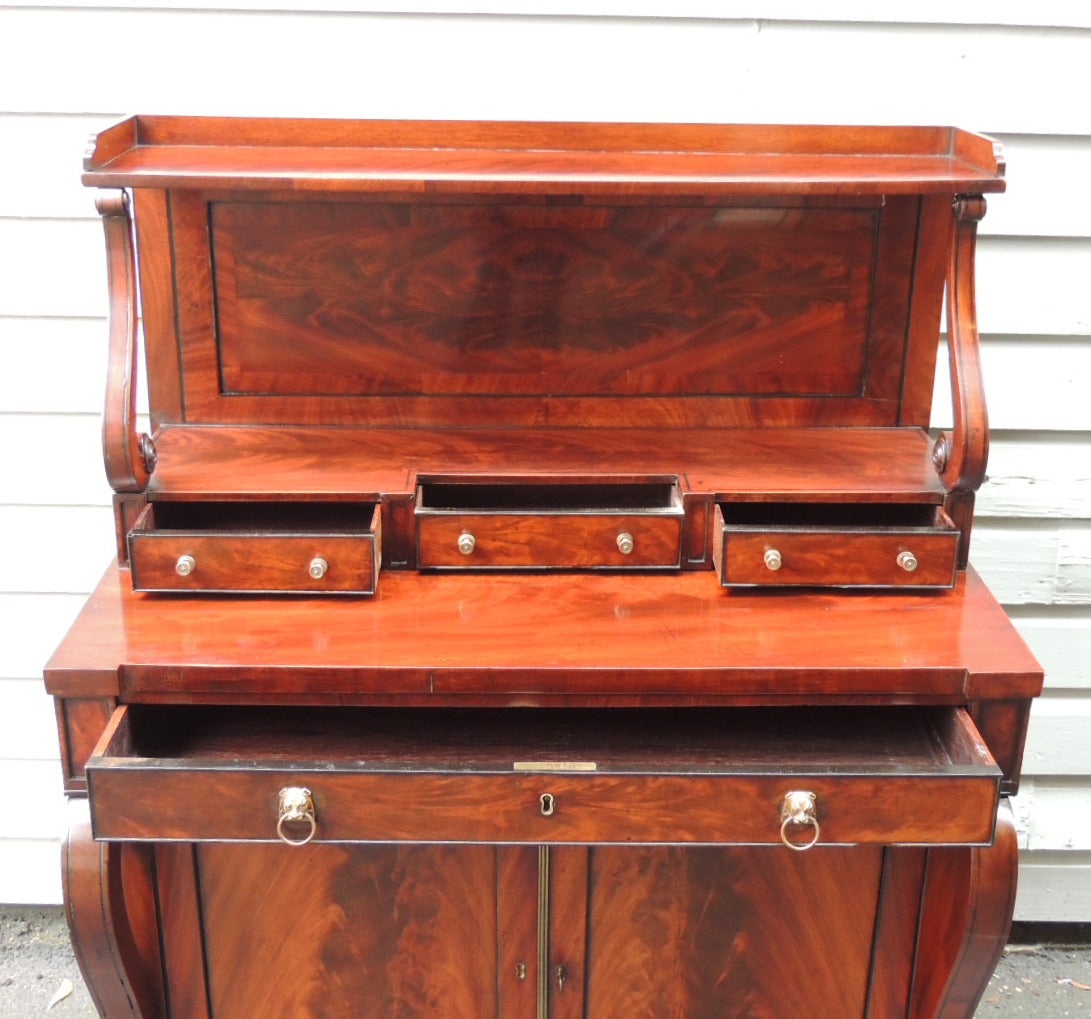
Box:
55;696;115;792
132;188;183;427
867;848;928;1018
156;844;210;1019
195;843;500;1019
584;845;883;1017
496;847;538;1019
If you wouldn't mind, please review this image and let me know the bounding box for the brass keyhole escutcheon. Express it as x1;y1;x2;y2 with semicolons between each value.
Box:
540;792;556;817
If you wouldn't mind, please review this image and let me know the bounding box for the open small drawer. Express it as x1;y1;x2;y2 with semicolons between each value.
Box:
415;477;684;569
86;704;999;848
128;501;381;594
713;502;959;589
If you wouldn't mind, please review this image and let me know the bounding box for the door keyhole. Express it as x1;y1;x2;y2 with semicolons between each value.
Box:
540;792;556;816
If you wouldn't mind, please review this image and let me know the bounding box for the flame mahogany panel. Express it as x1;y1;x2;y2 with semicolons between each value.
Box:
211;201;878;398
160;193;928;427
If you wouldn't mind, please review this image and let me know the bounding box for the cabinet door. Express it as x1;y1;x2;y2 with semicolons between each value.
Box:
551;845;883;1019
185;843;511;1019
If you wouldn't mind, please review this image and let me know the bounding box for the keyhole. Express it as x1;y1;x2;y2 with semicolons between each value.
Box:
540;792;556;817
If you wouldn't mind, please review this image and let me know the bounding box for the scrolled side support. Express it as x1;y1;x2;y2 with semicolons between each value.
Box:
62;798;165;1018
909;800;1018;1019
96;189;155;493
934;194;989;495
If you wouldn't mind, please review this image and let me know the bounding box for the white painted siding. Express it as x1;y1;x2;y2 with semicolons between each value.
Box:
1;6;1087;917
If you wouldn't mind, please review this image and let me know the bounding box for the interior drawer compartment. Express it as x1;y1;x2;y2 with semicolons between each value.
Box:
713;502;959;589
87;704;999;848
415;477;683;569
128;501;381;594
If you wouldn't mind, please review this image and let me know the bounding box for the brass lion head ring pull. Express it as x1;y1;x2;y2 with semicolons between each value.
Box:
277;787;317;846
780;790;820;851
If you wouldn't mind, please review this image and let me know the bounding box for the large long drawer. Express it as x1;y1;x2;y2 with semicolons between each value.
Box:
86;704;1000;848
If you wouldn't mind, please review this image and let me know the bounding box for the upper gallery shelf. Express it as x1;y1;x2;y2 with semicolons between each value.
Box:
83;117;1005;195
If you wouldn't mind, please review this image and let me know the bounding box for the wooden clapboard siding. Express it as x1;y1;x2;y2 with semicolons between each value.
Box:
0;6;1088;919
0;10;1089;131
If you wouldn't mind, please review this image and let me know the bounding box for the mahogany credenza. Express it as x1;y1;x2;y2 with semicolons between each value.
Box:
46;117;1043;1018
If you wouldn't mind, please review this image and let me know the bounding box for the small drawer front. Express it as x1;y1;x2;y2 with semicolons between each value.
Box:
87;705;1000;848
416;478;684;570
129;502;380;594
417;512;682;569
714;503;959;589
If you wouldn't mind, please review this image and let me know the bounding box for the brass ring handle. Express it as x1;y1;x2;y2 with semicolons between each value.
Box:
277;787;316;846
780;790;820;851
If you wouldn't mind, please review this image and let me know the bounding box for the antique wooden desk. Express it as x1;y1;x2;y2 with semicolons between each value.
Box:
47;118;1042;1018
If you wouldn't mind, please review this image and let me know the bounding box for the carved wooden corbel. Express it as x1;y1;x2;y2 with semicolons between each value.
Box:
97;190;155;493
933;195;989;494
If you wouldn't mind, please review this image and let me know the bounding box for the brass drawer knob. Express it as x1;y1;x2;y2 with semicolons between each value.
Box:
764;548;783;572
458;532;476;555
616;532;634;555
308;556;328;579
897;550;918;573
780;790;820;851
277;786;317;846
175;554;196;577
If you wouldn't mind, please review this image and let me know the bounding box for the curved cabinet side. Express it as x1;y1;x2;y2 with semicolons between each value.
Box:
62;798;165;1019
909;801;1018;1019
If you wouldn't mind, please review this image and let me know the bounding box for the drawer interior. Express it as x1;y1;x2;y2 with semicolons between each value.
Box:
718;502;950;530
417;477;681;513
137;500;377;534
98;703;995;775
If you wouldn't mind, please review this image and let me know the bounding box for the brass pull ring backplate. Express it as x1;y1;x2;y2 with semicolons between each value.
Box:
780;790;820;851
277;786;317;846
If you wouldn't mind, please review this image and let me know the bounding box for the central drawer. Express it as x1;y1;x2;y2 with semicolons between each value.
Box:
87;704;999;848
415;477;684;569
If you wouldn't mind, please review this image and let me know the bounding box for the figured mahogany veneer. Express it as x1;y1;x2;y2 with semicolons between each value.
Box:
51;117;1041;1019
